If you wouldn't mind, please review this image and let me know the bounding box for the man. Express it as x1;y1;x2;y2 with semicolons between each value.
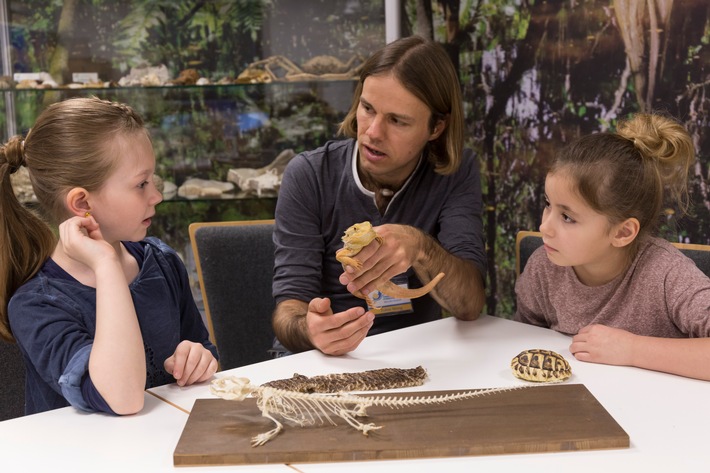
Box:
272;35;486;356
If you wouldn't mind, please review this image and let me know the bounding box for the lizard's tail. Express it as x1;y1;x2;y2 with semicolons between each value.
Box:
379;272;445;299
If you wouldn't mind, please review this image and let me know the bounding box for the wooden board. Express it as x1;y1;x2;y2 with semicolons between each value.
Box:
173;383;628;466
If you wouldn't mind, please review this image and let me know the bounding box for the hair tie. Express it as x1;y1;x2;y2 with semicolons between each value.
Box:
10;140;25;174
8;139;26;174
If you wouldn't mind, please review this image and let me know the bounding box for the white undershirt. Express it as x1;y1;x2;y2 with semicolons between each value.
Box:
351;140;422;214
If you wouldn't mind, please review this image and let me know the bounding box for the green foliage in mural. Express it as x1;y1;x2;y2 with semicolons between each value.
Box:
112;0;273;78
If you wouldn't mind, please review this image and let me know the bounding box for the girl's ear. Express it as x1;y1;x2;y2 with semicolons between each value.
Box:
611;218;640;247
65;188;91;217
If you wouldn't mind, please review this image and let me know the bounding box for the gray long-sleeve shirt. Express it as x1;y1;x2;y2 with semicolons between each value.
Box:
273;139;486;336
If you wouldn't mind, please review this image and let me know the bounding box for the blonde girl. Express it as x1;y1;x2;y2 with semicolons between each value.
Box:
0;97;218;415
515;113;710;381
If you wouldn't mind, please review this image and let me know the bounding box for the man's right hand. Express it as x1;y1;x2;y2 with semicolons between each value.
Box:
306;297;374;356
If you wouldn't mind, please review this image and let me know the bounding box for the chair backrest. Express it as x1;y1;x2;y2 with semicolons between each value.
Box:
515;231;544;276
672;242;710;277
0;340;26;421
189;220;276;371
515;230;710;278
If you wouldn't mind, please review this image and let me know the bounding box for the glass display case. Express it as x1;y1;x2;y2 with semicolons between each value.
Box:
1;0;387;251
5;80;358;198
1;0;387;317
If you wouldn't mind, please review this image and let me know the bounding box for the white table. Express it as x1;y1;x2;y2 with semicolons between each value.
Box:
0;389;291;472
2;315;708;472
150;315;710;472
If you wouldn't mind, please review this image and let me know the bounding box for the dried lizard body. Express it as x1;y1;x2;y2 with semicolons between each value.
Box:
335;221;445;303
261;366;428;393
210;376;532;446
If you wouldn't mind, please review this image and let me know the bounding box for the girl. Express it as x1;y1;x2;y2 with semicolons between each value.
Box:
0;97;218;415
515;113;710;381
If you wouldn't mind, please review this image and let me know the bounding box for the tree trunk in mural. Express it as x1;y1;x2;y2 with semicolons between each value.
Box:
438;0;461;73
414;0;434;38
48;0;78;84
438;0;460;43
613;0;674;111
480;1;550;313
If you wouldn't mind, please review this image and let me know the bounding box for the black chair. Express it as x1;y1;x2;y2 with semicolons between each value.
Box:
0;340;26;421
515;231;544;276
189;220;276;371
673;242;710;277
515;230;710;277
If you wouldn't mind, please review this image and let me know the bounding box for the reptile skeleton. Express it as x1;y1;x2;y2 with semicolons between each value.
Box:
335;221;445;304
210;366;531;446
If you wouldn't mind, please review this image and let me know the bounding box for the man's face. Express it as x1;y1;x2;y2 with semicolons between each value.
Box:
355;73;442;188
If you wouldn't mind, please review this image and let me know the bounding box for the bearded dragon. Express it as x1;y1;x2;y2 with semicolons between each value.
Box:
335;221;445;303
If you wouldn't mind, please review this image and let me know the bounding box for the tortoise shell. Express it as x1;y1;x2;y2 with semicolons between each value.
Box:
511;349;571;382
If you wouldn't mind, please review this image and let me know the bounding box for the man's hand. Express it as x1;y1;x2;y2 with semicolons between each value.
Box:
339;224;419;297
306;297;374;356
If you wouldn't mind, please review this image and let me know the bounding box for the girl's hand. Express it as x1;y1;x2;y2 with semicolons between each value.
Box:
57;215;115;270
570;324;636;366
164;340;219;386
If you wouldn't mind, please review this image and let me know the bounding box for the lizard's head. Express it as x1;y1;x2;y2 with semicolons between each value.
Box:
342;221;374;243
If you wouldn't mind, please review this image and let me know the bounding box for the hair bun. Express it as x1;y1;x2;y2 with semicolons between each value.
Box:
617;112;694;218
617;113;692;164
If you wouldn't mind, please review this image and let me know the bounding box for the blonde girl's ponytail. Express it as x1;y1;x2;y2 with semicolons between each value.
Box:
0;135;56;342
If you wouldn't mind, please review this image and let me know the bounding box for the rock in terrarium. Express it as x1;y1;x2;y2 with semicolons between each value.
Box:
177;178;235;199
227;148;295;197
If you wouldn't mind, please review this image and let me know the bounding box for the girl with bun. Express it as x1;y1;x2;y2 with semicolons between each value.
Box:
515;113;710;380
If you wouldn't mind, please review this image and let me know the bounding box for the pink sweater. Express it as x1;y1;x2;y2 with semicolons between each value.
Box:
515;237;710;338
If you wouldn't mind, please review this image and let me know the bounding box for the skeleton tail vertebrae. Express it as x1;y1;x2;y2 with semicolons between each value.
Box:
249;383;531;412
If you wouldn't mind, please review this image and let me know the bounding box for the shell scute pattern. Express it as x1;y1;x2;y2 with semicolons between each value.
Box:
511;349;571;382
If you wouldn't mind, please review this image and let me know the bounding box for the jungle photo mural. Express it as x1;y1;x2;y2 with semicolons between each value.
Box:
6;0;710;317
414;0;709;315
